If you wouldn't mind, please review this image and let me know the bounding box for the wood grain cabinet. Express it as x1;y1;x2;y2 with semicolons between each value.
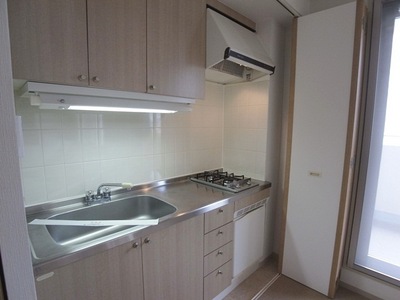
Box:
203;203;234;300
142;214;204;300
147;0;205;99
36;238;144;300
35;215;204;300
8;0;205;98
8;0;147;92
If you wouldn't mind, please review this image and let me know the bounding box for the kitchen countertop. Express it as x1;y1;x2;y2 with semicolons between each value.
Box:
26;174;271;276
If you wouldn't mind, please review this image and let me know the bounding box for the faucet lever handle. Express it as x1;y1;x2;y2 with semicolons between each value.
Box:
103;187;111;200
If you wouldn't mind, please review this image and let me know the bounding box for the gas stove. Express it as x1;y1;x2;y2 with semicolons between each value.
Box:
191;169;259;193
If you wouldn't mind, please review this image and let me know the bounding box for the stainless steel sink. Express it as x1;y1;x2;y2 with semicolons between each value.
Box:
45;195;176;246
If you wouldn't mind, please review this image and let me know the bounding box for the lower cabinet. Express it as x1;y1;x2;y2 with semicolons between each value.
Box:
36;239;144;300
35;215;204;300
203;203;234;300
142;214;204;300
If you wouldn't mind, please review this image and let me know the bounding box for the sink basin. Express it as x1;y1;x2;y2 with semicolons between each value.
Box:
45;195;176;246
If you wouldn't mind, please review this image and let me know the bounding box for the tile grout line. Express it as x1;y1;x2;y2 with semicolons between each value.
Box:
251;273;281;300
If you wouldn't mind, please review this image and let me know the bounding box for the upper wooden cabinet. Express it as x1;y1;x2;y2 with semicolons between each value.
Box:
8;0;89;87
147;0;205;99
87;0;147;92
8;0;147;92
8;0;205;98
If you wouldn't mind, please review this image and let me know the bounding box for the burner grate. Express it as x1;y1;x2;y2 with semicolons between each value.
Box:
191;169;258;192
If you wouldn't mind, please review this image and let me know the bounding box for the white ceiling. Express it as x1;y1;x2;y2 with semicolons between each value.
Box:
219;0;295;28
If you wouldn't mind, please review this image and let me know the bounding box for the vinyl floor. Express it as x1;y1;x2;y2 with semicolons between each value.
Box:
224;258;369;300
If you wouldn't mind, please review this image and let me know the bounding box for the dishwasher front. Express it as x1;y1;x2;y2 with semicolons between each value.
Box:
233;198;268;277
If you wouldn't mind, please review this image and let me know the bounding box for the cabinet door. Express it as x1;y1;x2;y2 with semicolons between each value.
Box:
142;215;204;300
87;0;147;92
8;0;88;86
147;0;205;99
281;1;365;297
36;240;143;300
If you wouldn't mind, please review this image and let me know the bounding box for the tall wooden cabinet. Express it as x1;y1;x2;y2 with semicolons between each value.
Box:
8;0;205;98
280;0;366;297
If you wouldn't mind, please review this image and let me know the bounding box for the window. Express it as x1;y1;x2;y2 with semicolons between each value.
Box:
348;0;400;286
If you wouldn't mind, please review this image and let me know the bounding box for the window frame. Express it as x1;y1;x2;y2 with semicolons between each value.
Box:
346;0;400;287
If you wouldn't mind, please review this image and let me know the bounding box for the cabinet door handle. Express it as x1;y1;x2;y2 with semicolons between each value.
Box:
78;74;87;81
148;84;156;90
92;76;100;83
217;270;223;275
217;230;223;235
144;237;150;244
217;250;223;255
132;242;139;248
218;208;224;213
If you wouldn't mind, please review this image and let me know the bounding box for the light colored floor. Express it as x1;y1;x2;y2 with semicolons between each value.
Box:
225;258;369;300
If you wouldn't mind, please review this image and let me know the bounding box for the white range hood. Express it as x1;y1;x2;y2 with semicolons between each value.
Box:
206;9;275;84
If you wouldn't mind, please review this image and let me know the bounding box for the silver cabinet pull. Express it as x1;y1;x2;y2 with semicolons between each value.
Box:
217;230;223;235
149;85;156;90
78;74;87;81
144;237;150;244
218;208;224;213
217;270;223;275
217;250;223;255
132;242;139;248
92;76;100;83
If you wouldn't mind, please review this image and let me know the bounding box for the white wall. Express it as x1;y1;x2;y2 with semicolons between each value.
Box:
258;18;286;254
223;79;270;180
16;82;225;205
0;0;37;298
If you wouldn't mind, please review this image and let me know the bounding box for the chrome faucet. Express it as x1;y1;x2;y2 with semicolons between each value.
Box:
85;182;133;205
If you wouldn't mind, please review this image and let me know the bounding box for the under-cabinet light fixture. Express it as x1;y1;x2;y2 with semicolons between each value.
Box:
19;82;194;113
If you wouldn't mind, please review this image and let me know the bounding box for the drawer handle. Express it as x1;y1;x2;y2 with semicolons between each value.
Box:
144;237;150;244
217;230;223;235
217;270;223;275
218;208;224;213
132;242;139;248
217;250;223;255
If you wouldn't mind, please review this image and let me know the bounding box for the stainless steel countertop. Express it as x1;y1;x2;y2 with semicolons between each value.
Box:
26;174;271;276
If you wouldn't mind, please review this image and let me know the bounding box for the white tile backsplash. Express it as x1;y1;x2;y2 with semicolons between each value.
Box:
16;82;226;205
223;80;270;181
16;80;271;205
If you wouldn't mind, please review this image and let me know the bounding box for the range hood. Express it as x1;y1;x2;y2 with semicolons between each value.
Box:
206;9;275;84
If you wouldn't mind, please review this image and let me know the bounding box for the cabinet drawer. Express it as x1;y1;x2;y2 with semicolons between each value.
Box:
204;203;234;233
204;222;233;255
203;260;233;300
204;241;233;276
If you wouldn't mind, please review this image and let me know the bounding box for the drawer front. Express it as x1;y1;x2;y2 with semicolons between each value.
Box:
204;241;233;276
204;222;233;255
203;260;233;300
204;203;234;233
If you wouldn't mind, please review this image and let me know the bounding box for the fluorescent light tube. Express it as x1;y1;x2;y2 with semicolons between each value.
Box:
29;93;192;113
67;105;176;113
